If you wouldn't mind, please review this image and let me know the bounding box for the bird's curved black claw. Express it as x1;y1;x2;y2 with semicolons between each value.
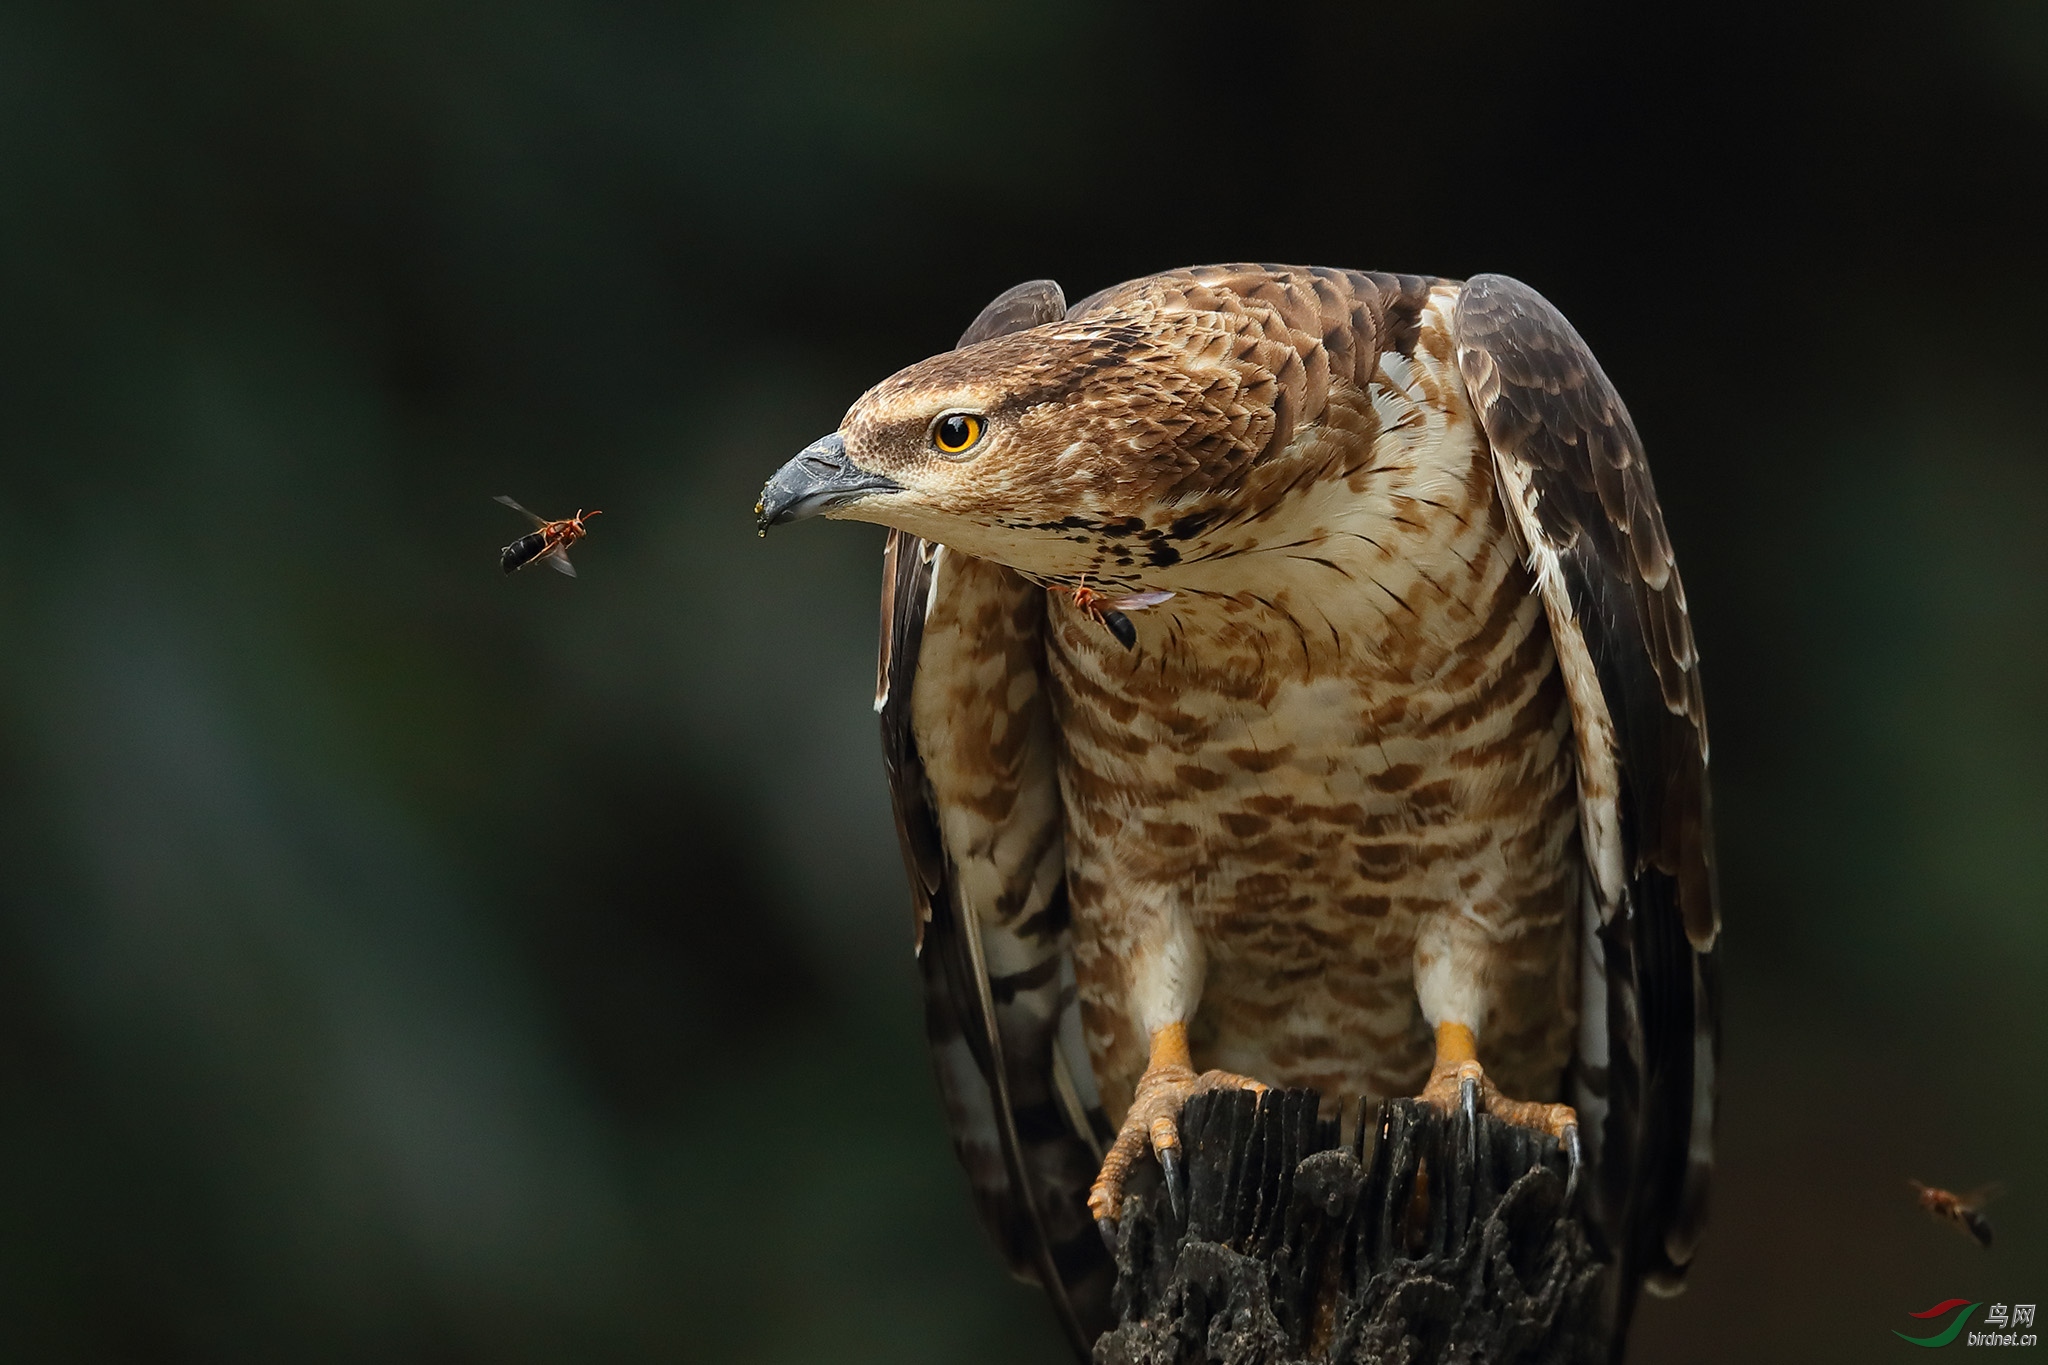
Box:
1458;1074;1480;1168
1159;1144;1185;1218
1562;1124;1582;1209
1097;1216;1118;1252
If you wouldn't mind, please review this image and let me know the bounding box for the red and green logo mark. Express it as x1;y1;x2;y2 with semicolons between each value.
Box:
1897;1300;1980;1348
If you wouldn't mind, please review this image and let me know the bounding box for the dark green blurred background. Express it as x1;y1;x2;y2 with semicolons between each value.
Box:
2;2;2044;1360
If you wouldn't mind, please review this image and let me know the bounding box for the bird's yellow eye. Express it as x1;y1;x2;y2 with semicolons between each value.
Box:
931;412;985;455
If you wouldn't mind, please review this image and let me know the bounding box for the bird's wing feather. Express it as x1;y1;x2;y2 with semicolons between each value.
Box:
877;279;1114;1355
1453;274;1719;1344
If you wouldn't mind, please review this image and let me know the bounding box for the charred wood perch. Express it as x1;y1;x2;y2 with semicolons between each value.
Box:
1094;1090;1604;1365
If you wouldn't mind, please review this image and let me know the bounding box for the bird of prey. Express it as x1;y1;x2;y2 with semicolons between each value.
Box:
757;265;1719;1358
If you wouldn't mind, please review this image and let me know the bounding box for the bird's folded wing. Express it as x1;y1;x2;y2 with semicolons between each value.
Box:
876;281;1115;1356
1454;275;1719;1340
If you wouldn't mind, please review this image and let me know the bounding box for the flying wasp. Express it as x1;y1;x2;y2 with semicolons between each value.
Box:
1909;1179;1999;1248
1058;577;1176;651
496;496;600;577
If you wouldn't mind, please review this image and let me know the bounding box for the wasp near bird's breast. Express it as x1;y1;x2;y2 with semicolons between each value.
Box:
1057;577;1175;651
496;496;600;577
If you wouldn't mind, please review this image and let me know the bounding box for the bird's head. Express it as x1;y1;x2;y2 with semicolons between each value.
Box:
755;306;1281;585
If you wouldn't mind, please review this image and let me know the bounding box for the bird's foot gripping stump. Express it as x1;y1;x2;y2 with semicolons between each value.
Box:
1094;1090;1605;1365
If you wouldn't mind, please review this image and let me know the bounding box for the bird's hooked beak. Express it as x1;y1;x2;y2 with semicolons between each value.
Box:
755;433;905;534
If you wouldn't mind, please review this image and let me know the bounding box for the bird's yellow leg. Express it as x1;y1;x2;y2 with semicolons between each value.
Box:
1417;1021;1483;1110
1086;1021;1267;1236
1418;1021;1579;1150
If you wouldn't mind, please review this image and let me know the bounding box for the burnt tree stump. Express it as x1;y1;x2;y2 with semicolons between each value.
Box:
1093;1091;1607;1365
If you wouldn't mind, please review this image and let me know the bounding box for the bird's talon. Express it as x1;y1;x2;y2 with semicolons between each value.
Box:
1458;1074;1480;1169
1418;1024;1580;1182
1088;1025;1268;1233
1562;1123;1582;1208
1097;1216;1118;1252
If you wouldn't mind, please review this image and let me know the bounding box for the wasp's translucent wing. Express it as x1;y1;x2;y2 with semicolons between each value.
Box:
495;495;547;528
545;548;577;577
1961;1182;2007;1210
